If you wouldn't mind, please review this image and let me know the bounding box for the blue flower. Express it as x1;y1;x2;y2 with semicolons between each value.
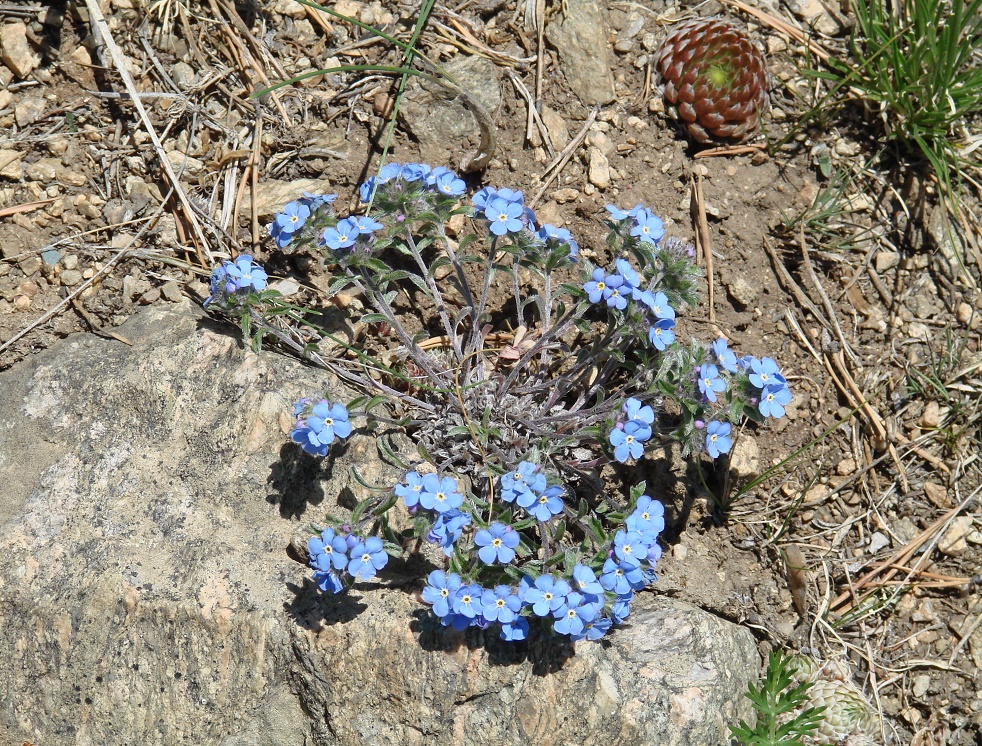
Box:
426;509;471;556
472;186;499;212
394;470;425;509
625;495;665;536
225;255;268;291
495;187;525;205
500;617;529;641
609;421;646;463
480;585;522;623
308;528;349;572
712;338;738;373
553;592;598;637
441;612;472;631
748;357;782;389
400;162;431;181
614;258;641;296
290;400;352;456
452;583;484;618
583;267;609;304
759;383;792;418
321;217;361;251
698;363;727;403
418;474;464;514
606;203;643;221
378;162;402;182
705;421;732;459
599;557;644;594
433;169;466;196
485;197;525;236
517;484;564;522
500;461;546;503
524;574;571;617
313;569;345;594
648;318;676;350
346;536;388;580
301;192;337;209
275;201;311;234
570;564;605;596
422;570;462;618
611;592;633;623
641;290;675;320
475;522;520;564
269;222;294;250
581;616;612;641
537;224;579;258
353;215;384;234
623;398;654;440
738;355;757;371
359;177;377;203
613;529;647;568
631;208;665;244
602;274;629;310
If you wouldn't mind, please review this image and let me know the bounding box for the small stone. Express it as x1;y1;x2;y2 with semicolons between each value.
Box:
894;517;918;544
938;516;975;556
836;457;856;476
868;532;890;554
139;287;161;305
804;485;830;503
586;130;616;157
71;46;91;66
550;188;580;204
587;147;610;189
14;96;46;127
61;253;79;270
0;23;42;79
672;544;688;561
911;599;936;623
875;251;900;273
269;278;301;297
13;293;31;310
967;531;982;545
912;675;930;699
24;159;57;182
544;0;616;105
0;149;23;180
60;269;82;286
786;0;841;34
0;89;10;110
728;436;759;479
906;321;930;341
171;62;195;90
47;137;69;156
40;249;61;266
834;139;861;157
613;39;633;53
18;255;41;276
721;270;758;308
165;151;205;176
767;35;788;53
956;302;979;329
923;482;949;508
161;281;183;303
920;401;947;429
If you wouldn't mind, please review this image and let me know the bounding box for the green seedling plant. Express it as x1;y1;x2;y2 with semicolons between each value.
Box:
730;651;826;746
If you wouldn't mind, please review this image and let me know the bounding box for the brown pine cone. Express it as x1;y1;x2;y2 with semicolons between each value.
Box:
653;19;769;143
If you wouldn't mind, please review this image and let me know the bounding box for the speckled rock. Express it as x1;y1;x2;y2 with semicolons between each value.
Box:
0;302;759;745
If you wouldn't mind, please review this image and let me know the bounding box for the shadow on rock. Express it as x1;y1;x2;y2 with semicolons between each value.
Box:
267;442;329;519
409;609;577;674
284;578;368;630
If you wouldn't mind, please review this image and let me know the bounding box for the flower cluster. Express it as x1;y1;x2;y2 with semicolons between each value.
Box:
608;397;655;463
204;254;268;308
290;398;352;457
308;526;388;594
417;492;665;641
201;161;793;646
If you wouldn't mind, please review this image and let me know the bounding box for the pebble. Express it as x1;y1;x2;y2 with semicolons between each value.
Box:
728;435;760;479
923;482;949;508
834;139;861;157
0;149;23;180
0;22;41;78
161;280;183;302
14;96;46;127
868;532;890;554
587;147;610;189
13;294;31;310
836;457;856;476
59;269;82;286
587;130;616;157
938;516;975;556
912;675;931;699
550;188;579;204
18;256;41;276
875;250;900;272
61;253;79;270
956;302;979;329
911;598;936;623
540;105;569;150
171;62;195;90
40;249;61;265
767;35;788;53
722;271;758;308
672;544;687;561
139;287;161;305
0;89;10;110
804;484;830;503
920;401;947;429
